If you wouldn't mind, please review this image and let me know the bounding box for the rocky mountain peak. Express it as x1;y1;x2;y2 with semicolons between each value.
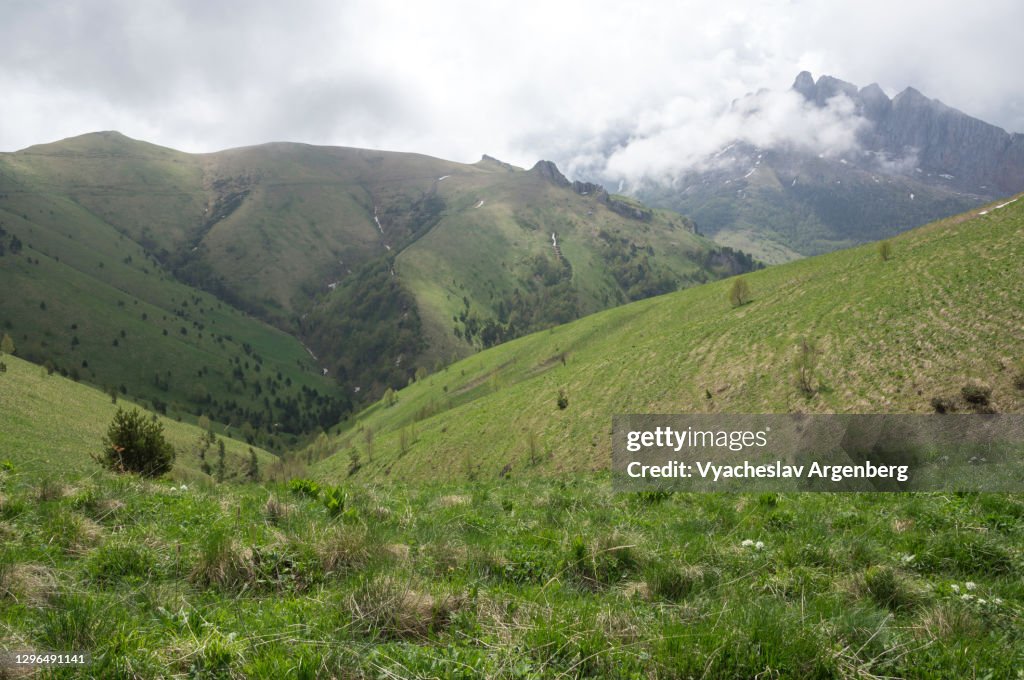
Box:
857;83;891;120
892;86;930;106
531;160;571;187
791;72;858;107
792;71;816;99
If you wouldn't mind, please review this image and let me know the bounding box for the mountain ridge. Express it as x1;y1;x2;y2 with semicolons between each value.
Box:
631;72;1024;262
0;132;757;431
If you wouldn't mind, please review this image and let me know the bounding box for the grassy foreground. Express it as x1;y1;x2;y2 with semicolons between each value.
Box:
1;467;1022;678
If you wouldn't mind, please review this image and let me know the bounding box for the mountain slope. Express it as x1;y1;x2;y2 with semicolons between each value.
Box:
312;193;1024;482
633;73;1024;262
0;164;345;444
1;133;757;410
0;353;276;482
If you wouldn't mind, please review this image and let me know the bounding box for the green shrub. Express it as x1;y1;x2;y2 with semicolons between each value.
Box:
878;240;893;261
95;407;175;477
728;277;752;307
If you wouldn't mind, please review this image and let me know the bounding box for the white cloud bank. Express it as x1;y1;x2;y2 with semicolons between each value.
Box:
0;0;1021;182
592;87;868;184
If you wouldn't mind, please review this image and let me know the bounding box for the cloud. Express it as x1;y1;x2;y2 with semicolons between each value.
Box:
0;0;1021;173
590;87;868;185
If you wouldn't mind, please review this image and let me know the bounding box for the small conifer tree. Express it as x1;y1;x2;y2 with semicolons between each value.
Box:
216;439;226;482
246;447;260;481
96;407;175;477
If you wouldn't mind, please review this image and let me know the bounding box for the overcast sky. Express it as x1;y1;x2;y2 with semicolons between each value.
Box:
3;0;1022;176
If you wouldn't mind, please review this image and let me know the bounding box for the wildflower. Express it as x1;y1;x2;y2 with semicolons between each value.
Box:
961;594;973;601
994;598;1004;605
741;539;754;547
900;554;915;564
754;541;765;550
950;584;960;593
965;581;977;591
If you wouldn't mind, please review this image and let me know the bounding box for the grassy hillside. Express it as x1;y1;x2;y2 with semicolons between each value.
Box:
1;471;1020;677
2;132;757;413
313;194;1024;483
0;204;1020;677
0;353;277;482
1;360;1020;677
0;184;345;446
395;165;752;365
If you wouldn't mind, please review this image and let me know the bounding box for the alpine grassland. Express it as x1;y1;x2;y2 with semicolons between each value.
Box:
1;132;756;418
0;197;1021;677
314;194;1024;482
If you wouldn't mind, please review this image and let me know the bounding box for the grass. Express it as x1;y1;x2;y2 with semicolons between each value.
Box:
397;167;731;365
314;193;1024;483
2;132;752;419
1;143;1022;676
0;170;342;445
0;353;276;481
0;469;1020;677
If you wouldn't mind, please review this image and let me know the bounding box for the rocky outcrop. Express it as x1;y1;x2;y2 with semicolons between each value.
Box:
604;196;652;221
531;160;571;187
571;180;604;197
479;154;517;171
532;160;652;220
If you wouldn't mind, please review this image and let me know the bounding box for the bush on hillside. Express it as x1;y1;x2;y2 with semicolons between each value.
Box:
95;407;175;477
878;240;893;261
728;277;751;307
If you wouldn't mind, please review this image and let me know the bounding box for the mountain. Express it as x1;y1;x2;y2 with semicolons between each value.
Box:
311;193;1024;482
633;73;1024;262
0;133;757;431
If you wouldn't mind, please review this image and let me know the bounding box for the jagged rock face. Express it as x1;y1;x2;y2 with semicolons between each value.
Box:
633;72;1024;262
794;73;1024;195
531;159;571;187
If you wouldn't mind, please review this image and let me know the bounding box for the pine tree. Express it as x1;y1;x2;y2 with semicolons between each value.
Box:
216;439;226;483
0;333;15;355
246;447;259;481
96;407;175;477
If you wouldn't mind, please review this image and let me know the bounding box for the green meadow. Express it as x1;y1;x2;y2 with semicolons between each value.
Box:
0;196;1021;678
